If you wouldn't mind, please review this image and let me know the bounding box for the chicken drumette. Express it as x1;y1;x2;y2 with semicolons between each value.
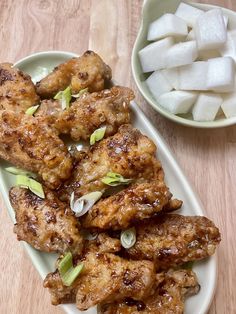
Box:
36;50;112;98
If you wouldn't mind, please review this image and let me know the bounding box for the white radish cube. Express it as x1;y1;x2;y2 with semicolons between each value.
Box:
147;13;188;41
158;91;197;114
206;57;235;92
179;61;208;91
198;49;221;61
162;68;179;90
186;30;195;41
221;92;236;118
175;2;203;28
145;71;173;100
139;37;174;72
192;93;222;121
220;30;236;62
195;9;227;50
166;41;198;68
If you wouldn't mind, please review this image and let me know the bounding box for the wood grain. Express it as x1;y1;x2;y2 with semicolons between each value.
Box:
0;0;235;313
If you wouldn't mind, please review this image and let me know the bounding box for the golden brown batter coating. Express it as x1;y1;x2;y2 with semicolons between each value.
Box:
36;51;112;98
10;187;83;254
81;181;173;230
55;86;133;141
126;214;221;269
100;269;200;314
0;111;73;189
44;239;155;310
0;63;39;111
61;124;163;200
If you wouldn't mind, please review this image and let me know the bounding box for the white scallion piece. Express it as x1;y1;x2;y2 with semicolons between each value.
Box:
90;126;106;145
70;191;103;217
120;227;136;249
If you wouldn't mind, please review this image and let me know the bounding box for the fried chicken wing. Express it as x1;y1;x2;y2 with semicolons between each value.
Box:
126;214;221;269
100;269;200;314
0;63;39;111
36;51;112;98
61;124;163;200
0;111;73;189
81;181;174;230
44;240;155;310
10;187;83;254
54;86;133;141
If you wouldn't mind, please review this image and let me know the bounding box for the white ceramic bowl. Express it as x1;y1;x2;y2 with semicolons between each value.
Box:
132;0;236;128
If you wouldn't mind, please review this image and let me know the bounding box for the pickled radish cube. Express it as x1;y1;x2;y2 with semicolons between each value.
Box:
166;41;198;68
147;14;188;41
139;37;174;72
198;49;221;61
220;30;236;62
158;91;197;114
206;57;235;92
195;9;227;50
175;2;203;27
145;71;173;100
192;93;222;121
186;30;195;41
179;61;208;91
162;68;179;90
221;92;236;118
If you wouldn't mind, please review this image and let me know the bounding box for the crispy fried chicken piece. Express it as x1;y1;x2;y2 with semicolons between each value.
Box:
54;86;133;141
81;181;174;230
36;51;112;98
0;63;39;111
44;239;155;310
0;111;73;189
126;214;221;269
61;124;163;200
10;187;83;254
100;269;200;314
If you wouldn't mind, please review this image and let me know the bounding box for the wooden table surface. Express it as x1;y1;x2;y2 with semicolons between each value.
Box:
0;0;235;313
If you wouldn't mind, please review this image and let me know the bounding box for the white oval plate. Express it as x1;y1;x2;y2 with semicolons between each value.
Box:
0;51;217;314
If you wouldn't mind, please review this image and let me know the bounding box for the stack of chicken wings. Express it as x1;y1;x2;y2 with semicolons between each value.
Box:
0;50;221;313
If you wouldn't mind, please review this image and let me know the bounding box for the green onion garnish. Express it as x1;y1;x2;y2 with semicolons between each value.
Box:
70;191;103;217
90;126;106;145
72;88;88;98
54;86;72;110
5;167;36;178
101;172;132;186
16;175;45;199
182;261;194;270
120;227;136;249
25;105;40;116
58;252;84;286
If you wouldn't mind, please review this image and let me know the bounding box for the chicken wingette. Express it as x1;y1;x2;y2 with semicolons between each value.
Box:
10;187;83;254
36;50;112;98
125;214;221;269
0;110;73;189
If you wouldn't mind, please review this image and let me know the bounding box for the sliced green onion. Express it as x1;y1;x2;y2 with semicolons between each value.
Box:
5;167;36;178
25;105;39;116
120;227;136;249
182;261;194;270
81;229;98;241
70;191;103;217
72;88;88;98
58;252;84;286
16;175;45;198
54;86;72;110
90;126;106;145
101;172;132;186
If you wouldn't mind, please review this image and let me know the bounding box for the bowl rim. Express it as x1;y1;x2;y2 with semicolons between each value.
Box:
131;0;236;128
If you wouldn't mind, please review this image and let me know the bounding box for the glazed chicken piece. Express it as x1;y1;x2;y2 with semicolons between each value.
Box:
36;50;112;98
126;214;221;269
82;181;179;230
0;63;39;112
100;269;200;314
10;187;83;254
0;110;73;189
61;124;163;200
54;86;133;141
44;236;155;310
